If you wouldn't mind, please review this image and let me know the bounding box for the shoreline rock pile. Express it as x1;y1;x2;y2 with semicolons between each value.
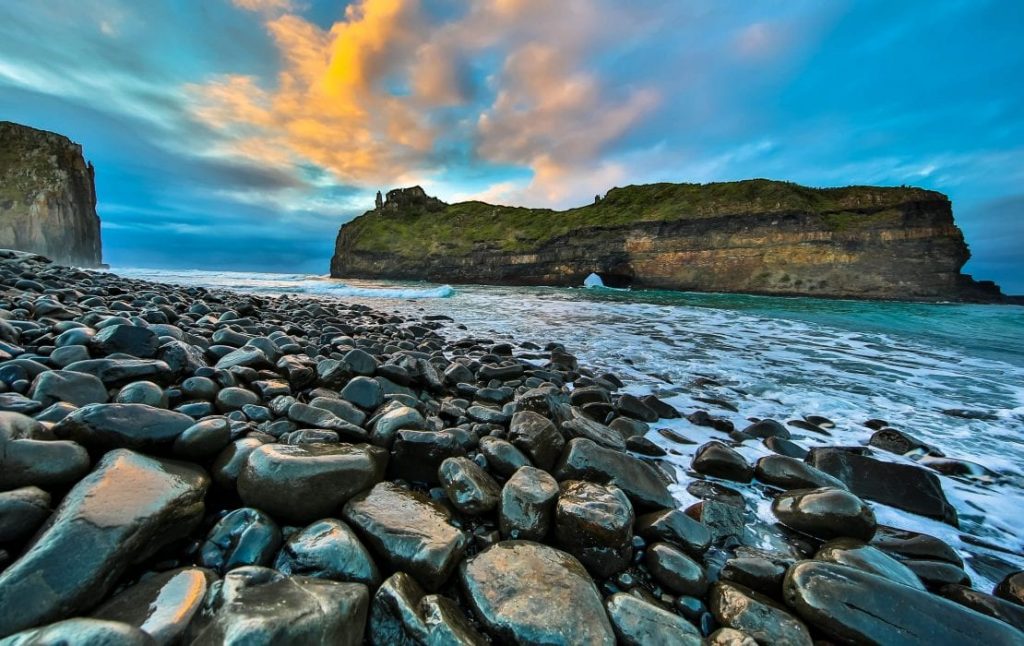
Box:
0;248;1022;644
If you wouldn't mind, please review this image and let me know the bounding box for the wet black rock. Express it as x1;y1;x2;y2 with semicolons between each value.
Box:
646;541;708;596
720;548;792;597
605;592;701;646
554;437;675;509
709;581;812;646
91;567;215;644
939;584;1024;632
275;518;380;587
0;618;156;645
499;465;559;540
554;480;634;577
0;449;208;637
116;381;167;407
814;537;924;589
211;437;264;491
996;571;1024;607
783;560;1024;644
869;428;942;456
691;441;753;483
762;436;808;459
173;418;231;461
741;419;790;440
754;454;846;490
807;447;958;526
369;572;429;645
186;566;368;645
615;394;658;422
0;415;91;489
771;487;876;540
343;481;469;590
369;405;425;448
420;592;488;645
0;486;50;544
634;508;711;558
508;410;564;470
478;436;531;477
64;358;173;387
389;430;464;484
869;524;963;566
199;507;282;574
438;456;501;514
53;403;195;454
238;442;387;524
92;324;159;359
903;558;971;589
340;376;384;410
562;414;627;452
29;369;108;407
460;541;615;645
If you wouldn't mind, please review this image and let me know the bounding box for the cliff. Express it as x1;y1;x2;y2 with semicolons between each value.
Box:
331;180;1004;301
0;121;102;267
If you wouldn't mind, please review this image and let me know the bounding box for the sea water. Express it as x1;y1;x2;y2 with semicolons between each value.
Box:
116;267;1024;586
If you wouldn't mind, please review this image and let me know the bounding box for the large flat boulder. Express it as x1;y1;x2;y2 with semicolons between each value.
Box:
0;449;209;637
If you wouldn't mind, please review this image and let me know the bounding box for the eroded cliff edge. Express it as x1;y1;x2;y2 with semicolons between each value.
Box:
0;121;102;267
331;181;1004;301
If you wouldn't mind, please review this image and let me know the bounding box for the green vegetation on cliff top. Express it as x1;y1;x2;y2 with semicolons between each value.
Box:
340;179;944;257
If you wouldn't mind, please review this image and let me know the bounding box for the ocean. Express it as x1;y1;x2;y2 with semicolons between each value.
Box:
116;267;1024;586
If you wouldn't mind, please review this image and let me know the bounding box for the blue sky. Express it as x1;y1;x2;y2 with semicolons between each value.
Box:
1;0;1021;291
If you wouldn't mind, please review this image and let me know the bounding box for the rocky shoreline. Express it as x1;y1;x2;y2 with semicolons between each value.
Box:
0;248;1022;645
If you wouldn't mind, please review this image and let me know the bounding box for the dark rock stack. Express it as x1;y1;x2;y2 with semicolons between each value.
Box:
0;123;103;267
0;249;1021;644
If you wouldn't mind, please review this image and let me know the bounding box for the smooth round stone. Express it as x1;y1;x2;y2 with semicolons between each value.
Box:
49;344;91;368
181;376;219;401
605;592;702;646
184;566;368;645
211;438;265;491
754;455;846;490
904;559;971;588
340;376;384;410
92;568;215;644
709;581;812;646
646;542;708;596
720;549;791;597
215;387;260;413
479;435;531;477
815;538;924;589
275;518;380;587
995;571;1024;606
92;324;159;359
499;466;559;541
555;480;635;578
238;442;387;524
342;348;378;376
869;524;963;566
0;618;155;645
388;430;465;484
30;369;108;407
634;508;712;558
199;507;282;573
771;487;876;540
691;441;753;482
174;418;232;461
0;486;51;544
370;405;425;448
938;584;1024;632
460;541;615;645
53;403;195;453
115;381;167;408
741;419;791;439
783;560;1024;644
508;411;564;470
438;456;501;514
0;437;91;490
342;482;468;590
370;572;429;644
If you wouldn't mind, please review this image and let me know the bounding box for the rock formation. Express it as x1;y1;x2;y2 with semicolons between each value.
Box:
331;180;1005;301
0;121;102;267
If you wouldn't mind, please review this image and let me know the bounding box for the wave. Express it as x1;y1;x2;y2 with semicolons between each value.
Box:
260;282;456;299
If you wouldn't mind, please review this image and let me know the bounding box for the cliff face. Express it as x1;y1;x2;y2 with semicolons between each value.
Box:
0;121;102;267
331;180;1001;301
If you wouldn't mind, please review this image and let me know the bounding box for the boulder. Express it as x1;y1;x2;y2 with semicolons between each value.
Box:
198;507;282;574
508;411;564;470
709;581;812;646
807;448;958;525
91;325;159;359
691;441;753;482
605;592;701;646
238;442;387;524
275;518;380;588
64;359;174;387
368;572;428;646
554;480;634;577
186;566;368;645
460;541;614;645
0;486;50;544
499;466;559;541
0;450;208;637
634;508;711;558
91;568;216;644
771;487;876;540
343;482;468;590
438;457;501;514
815;538;924;589
29;369;108;408
754;455;846;490
646;542;708;596
553;438;675;509
53;403;195;454
783;560;1024;644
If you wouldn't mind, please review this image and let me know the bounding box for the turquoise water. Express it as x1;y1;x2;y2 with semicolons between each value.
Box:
116;268;1024;584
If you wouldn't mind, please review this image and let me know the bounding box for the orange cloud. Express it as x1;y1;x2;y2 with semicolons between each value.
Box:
188;0;660;203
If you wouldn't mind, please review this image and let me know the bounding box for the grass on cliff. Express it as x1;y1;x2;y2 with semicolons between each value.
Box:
342;179;942;257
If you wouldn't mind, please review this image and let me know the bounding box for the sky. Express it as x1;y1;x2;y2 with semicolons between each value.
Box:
0;1;1021;291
